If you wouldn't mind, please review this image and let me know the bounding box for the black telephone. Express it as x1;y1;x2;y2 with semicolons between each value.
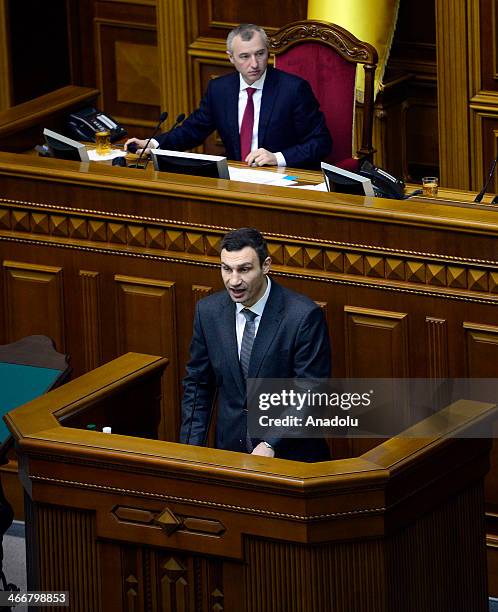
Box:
67;107;127;143
359;160;405;199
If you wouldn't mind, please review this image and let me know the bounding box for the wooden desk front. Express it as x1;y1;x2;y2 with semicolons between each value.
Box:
1;151;498;587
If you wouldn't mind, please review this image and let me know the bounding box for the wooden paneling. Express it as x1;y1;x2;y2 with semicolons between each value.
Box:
435;0;470;189
95;14;160;132
2;260;65;350
195;0;307;39
464;321;498;377
115;275;178;440
79;270;103;371
344;306;409;378
426;317;449;379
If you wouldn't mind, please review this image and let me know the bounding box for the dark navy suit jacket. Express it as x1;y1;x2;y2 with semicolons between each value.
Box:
157;67;332;169
180;280;331;462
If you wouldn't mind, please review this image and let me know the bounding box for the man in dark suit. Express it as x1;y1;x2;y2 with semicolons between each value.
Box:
125;24;332;169
180;227;331;462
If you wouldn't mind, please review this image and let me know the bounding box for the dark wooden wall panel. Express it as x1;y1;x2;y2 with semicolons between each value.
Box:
2;260;65;350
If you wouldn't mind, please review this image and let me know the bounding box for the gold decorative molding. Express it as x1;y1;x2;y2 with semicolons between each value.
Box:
2;199;498;304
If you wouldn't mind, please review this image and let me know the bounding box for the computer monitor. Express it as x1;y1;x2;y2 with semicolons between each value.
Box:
43;128;89;162
151;149;230;180
321;162;375;197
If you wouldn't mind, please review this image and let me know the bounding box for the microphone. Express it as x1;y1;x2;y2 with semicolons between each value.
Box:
133;110;168;168
143;112;185;169
474;155;498;202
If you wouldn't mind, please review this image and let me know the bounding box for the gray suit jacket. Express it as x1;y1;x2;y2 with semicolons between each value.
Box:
180;279;331;462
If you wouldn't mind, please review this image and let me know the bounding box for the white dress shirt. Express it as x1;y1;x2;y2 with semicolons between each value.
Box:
235;276;272;357
238;72;286;167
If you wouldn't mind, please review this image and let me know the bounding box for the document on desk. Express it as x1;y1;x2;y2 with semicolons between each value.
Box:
228;166;297;186
88;149;127;161
290;181;328;191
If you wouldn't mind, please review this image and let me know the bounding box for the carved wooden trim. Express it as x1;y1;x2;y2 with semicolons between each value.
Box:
426;317;449;378
269;20;377;65
30;475;385;521
463;321;498;376
79;270;103;371
2;199;498;304
435;0;471;188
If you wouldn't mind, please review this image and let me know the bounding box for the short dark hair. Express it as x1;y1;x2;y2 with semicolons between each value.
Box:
220;227;269;266
226;24;269;54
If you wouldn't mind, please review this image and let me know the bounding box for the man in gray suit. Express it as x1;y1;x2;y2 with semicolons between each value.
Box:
180;227;331;462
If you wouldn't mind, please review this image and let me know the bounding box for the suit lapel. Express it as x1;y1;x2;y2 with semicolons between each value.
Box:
258;68;278;148
249;280;284;378
219;294;246;396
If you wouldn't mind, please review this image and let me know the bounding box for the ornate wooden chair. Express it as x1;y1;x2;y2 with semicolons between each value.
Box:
269;20;378;169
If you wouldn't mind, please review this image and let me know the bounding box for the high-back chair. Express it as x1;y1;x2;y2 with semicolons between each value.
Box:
269;20;378;168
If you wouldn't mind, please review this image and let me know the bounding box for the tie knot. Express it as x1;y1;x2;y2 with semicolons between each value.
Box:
246;87;256;99
241;308;257;322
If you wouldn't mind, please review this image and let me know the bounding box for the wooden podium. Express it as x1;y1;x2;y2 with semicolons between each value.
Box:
4;353;494;611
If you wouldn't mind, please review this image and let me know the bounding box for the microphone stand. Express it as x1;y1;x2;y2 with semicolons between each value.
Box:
128;111;168;169
474;155;498;203
143;113;186;170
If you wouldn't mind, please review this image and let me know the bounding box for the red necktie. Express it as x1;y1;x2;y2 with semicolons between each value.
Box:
239;87;256;161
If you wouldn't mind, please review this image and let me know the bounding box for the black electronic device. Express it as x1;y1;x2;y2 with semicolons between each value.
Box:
321;162;375;196
43;128;89;162
67;107;127;143
151;149;230;179
359;160;405;199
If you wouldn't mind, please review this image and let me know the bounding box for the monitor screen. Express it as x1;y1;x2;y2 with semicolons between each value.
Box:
321;162;374;197
151;149;230;180
43;128;89;162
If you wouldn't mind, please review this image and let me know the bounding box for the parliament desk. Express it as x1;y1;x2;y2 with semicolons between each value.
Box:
4;352;495;612
1;152;498;591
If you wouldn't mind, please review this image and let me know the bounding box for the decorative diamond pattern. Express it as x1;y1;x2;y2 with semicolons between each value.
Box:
185;232;204;254
284;245;304;267
385;258;405;281
446;266;467;289
324;250;343;272
88;220;107;242
365;256;384;278
205;234;221;256
406;261;425;283
468;269;488;292
108;223;127;244
50;215;68;237
0;209;10;229
344;253;364;275
303;247;323;269
68;217;88;239
267;242;284;264
11;210;30;232
426;264;446;286
146;227;165;249
165;230;185;251
128;225;146;247
31;213;49;234
490;272;498;293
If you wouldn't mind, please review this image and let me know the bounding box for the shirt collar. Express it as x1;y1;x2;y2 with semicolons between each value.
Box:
236;276;271;317
239;69;267;92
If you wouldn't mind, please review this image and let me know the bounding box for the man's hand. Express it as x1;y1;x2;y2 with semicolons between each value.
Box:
124;138;150;154
245;148;277;167
251;442;275;457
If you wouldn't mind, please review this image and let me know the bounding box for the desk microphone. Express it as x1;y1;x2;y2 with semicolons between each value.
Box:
474;155;498;202
133;110;168;168
143;113;186;169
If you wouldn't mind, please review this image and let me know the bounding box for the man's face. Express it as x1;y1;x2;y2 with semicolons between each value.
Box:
221;246;271;307
228;31;269;85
